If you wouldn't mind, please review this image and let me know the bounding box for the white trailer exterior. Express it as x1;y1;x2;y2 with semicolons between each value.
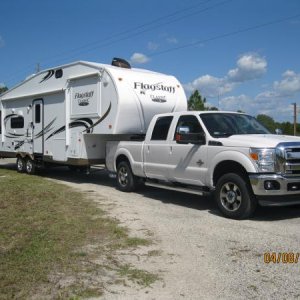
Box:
0;59;187;172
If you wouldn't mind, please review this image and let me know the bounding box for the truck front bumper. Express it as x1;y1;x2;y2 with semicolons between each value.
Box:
249;174;300;206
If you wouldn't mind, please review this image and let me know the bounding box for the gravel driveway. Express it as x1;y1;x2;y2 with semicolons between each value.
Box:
1;159;300;299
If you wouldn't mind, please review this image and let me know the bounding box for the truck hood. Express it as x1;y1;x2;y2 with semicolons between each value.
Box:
217;134;300;148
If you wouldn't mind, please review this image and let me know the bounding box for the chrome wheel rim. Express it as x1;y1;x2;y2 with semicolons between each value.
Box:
26;160;33;173
220;182;242;212
17;158;24;171
118;166;128;187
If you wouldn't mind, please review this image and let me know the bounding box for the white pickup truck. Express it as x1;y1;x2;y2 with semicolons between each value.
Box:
106;111;300;219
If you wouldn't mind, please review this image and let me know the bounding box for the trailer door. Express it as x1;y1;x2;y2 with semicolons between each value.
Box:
32;99;44;155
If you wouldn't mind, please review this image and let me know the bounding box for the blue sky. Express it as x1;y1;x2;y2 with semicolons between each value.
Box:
0;0;300;122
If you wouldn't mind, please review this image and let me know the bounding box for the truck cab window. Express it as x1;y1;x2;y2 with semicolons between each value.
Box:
174;115;203;139
151;116;173;140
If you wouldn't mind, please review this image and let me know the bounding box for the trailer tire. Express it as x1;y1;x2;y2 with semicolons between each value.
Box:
25;158;36;175
214;173;257;220
116;161;137;192
16;156;26;173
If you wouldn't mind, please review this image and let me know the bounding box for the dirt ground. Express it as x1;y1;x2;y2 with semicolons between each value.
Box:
1;159;300;299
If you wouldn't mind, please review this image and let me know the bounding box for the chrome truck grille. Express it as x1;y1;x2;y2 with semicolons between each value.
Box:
276;142;300;176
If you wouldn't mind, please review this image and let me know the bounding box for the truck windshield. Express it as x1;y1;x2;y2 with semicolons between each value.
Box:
200;113;270;138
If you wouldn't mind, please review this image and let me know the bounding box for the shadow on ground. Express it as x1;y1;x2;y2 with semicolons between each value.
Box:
0;159;299;222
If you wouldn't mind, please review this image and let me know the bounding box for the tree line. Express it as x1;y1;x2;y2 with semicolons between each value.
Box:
0;86;8;95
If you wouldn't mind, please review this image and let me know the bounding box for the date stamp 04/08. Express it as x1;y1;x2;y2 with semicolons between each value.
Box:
264;252;299;264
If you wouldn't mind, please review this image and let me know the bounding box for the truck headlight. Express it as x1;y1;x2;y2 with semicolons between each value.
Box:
250;148;275;173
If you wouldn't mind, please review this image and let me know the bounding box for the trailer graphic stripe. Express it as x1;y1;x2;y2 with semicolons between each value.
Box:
40;70;54;83
4;113;19;121
45;118;94;140
14;141;25;150
35;118;56;138
4;113;19;126
45;103;111;140
45;125;66;140
75;118;93;126
5;133;25;138
83;102;112;132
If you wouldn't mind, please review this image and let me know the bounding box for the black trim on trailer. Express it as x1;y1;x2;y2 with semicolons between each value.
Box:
39;70;54;83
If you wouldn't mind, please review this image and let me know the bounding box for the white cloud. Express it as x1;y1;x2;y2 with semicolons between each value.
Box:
227;53;267;83
0;35;5;48
254;70;300;102
273;70;300;96
184;52;267;98
185;75;235;98
166;37;178;44
130;53;150;64
183;53;299;122
251;70;300;121
220;95;252;112
220;94;294;121
255;91;280;103
147;41;159;51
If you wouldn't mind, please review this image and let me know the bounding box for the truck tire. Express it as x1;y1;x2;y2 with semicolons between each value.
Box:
116;161;137;192
16;156;25;173
214;173;257;219
25;158;36;175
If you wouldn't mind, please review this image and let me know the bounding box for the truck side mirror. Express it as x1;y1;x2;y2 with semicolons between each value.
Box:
175;132;206;145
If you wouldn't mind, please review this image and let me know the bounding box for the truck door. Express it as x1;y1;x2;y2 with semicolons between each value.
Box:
168;115;207;186
32;99;44;155
143;116;173;180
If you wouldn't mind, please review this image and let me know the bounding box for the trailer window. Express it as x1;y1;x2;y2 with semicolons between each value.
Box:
11;116;24;129
151;116;173;140
55;69;63;78
35;104;41;123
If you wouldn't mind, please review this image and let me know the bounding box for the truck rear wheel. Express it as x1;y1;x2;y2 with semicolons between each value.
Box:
215;173;257;219
116;161;137;192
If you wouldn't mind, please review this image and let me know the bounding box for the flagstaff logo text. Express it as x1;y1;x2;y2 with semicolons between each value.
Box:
75;91;94;106
134;82;175;94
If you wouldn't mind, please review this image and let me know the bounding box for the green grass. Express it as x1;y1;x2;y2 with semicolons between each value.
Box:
118;264;160;287
0;168;156;299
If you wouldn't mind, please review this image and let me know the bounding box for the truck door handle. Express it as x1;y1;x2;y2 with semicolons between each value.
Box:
147;146;150;153
169;146;173;154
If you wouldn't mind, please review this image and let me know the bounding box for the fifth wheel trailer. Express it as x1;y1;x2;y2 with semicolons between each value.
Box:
0;58;187;173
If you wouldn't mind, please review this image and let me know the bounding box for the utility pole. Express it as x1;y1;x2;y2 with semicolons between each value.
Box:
292;102;297;136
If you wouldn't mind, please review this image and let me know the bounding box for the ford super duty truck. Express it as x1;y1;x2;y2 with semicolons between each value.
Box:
106;111;300;219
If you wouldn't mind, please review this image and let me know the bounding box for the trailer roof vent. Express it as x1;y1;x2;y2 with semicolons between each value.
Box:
111;57;131;69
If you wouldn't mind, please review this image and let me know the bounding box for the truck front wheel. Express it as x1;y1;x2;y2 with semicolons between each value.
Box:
116;161;137;192
214;173;257;219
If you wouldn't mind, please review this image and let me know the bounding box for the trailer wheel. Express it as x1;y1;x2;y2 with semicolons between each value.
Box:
16;156;25;173
116;161;137;192
25;158;36;175
214;173;257;219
